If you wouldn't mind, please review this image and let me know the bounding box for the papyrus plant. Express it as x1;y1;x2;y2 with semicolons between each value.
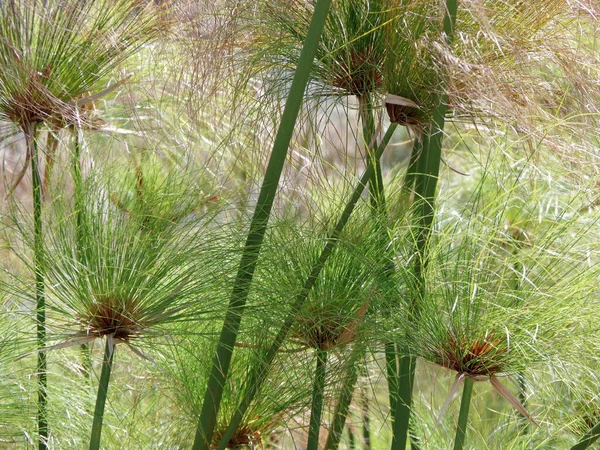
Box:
12;173;222;449
0;2;163;446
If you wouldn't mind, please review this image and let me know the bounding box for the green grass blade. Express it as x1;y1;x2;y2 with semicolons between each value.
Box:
453;377;474;450
27;122;47;450
89;338;115;450
215;124;399;450
571;422;600;450
307;349;328;450
191;1;333;448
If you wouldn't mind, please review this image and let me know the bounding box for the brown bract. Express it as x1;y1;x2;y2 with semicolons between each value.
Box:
330;49;383;97
213;426;263;450
432;331;507;377
78;297;142;341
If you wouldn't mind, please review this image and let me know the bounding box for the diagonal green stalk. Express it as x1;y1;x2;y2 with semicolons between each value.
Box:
392;2;459;449
191;1;333;448
215;124;399;450
307;349;328;450
89;338;115;450
453;377;474;450
26;121;47;450
571;422;600;450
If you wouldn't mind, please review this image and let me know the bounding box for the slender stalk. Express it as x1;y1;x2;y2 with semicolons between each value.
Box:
391;2;458;448
359;86;399;450
26;121;47;450
361;378;371;450
191;2;333;448
571;422;600;450
71;126;92;379
358;92;384;212
385;342;399;419
348;426;356;449
215;124;399;450
307;349;328;450
453;377;474;450
89;338;115;450
324;346;365;450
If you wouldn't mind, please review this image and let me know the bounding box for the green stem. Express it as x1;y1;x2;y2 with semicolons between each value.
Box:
358;92;384;212
571;422;600;450
348;427;356;449
362;379;371;450
453;378;474;450
324;346;365;450
215;124;399;450
359;90;399;450
307;349;328;450
27;121;47;450
391;2;458;448
71;127;92;380
391;355;416;450
191;2;333;448
89;338;115;450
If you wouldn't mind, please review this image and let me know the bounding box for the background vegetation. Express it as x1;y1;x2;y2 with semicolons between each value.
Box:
1;0;600;449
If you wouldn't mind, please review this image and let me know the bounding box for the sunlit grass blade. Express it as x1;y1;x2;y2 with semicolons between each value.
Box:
191;1;334;448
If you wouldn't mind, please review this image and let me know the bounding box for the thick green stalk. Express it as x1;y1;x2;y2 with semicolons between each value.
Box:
307;349;328;450
571;422;600;450
386;342;399;419
453;377;473;450
215;124;399;450
391;2;458;448
191;1;333;448
391;354;416;450
89;338;115;450
27;121;47;450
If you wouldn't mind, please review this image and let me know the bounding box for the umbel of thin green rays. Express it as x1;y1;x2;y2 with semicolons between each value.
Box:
191;1;333;448
211;124;398;450
165;329;313;448
252;220;391;450
0;0;165;193
20;174;222;450
386;168;600;446
0;3;163;447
